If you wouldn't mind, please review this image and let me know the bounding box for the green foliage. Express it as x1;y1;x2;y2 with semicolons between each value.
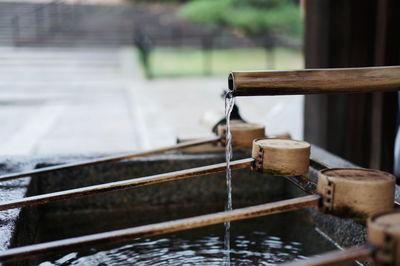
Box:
141;47;303;78
179;0;302;37
132;0;188;2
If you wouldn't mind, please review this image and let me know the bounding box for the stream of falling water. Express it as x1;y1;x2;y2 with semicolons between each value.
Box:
224;92;235;266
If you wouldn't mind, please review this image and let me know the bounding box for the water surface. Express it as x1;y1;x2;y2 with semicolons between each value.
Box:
36;209;338;265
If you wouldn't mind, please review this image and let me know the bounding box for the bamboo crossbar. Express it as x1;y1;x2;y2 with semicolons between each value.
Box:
0;195;320;263
0;158;253;211
280;244;374;266
229;66;400;96
309;158;329;171
0;136;221;182
284;175;317;195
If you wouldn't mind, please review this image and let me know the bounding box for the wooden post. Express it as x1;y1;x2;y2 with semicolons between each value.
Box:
11;16;20;47
202;35;213;76
304;0;400;171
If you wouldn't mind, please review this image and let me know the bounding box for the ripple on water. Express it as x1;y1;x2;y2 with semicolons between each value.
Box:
39;232;309;266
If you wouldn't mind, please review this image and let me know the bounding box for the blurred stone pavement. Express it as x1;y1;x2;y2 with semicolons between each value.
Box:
0;46;303;156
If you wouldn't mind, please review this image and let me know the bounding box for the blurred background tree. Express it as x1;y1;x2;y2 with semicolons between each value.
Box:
179;0;302;68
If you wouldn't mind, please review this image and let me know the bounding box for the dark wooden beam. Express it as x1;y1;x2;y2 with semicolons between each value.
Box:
304;0;399;172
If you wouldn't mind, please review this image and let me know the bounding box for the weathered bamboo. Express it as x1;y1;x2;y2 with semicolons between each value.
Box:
0;158;253;211
280;244;374;266
229;66;400;96
0;195;320;263
309;158;329;171
284;175;316;195
0;137;221;182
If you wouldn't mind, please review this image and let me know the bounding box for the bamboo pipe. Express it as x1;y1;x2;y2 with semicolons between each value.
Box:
228;66;400;96
280;244;374;266
0;195;320;263
0;137;221;182
0;158;253;211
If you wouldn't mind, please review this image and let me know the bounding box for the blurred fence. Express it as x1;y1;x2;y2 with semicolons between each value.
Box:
11;1;82;47
8;1;302;75
9;1;300;48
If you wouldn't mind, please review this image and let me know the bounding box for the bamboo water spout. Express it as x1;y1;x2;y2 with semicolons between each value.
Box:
0;137;221;183
228;66;400;96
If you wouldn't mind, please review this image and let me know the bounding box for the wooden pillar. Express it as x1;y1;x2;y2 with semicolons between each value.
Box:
304;0;399;172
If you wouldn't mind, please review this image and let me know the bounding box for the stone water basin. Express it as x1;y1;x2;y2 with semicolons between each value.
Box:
0;146;382;265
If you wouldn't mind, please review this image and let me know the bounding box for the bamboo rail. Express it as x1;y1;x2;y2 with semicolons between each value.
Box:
309;158;329;171
0;195;320;263
228;66;400;96
0;158;253;211
284;175;317;195
280;244;374;266
0;137;221;182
